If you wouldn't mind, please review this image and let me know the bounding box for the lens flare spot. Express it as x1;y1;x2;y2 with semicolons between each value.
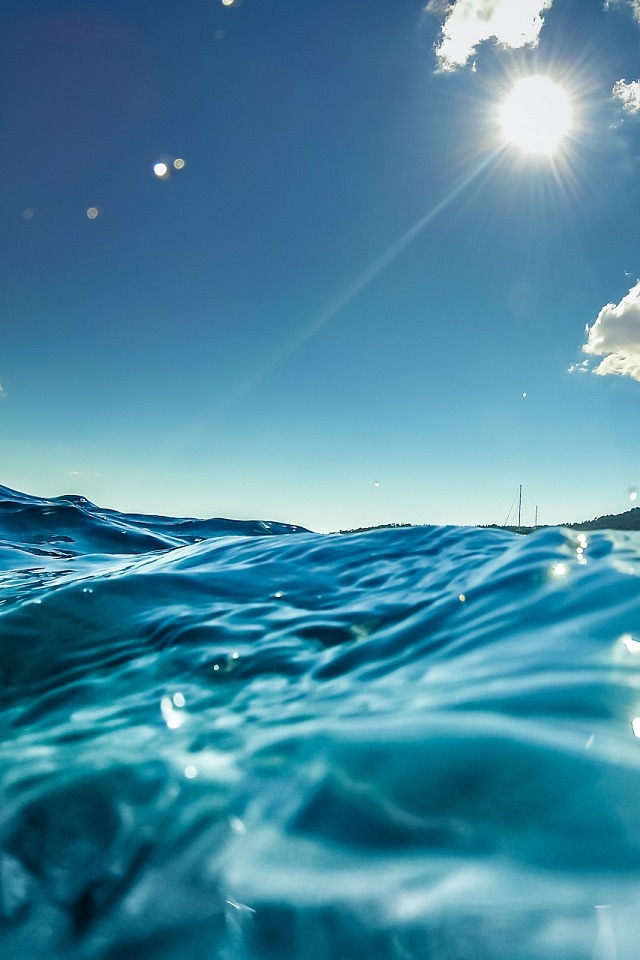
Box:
86;207;100;219
154;157;185;180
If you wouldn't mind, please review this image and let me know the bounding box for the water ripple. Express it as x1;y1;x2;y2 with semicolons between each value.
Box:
1;484;640;958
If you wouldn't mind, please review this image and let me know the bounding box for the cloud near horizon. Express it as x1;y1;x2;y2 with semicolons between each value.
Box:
612;79;640;114
427;0;554;71
582;281;640;382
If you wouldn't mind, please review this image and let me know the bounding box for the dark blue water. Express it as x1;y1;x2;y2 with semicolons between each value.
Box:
1;484;640;959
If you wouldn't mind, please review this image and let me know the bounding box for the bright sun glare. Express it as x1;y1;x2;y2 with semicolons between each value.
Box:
500;76;572;155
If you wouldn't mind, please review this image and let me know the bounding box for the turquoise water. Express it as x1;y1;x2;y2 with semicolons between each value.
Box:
1;484;640;958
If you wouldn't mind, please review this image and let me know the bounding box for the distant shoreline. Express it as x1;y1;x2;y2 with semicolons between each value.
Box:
334;507;640;536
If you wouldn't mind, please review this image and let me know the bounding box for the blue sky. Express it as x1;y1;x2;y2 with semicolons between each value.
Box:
2;0;640;531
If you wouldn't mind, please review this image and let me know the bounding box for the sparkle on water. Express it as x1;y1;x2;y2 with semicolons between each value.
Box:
622;634;640;653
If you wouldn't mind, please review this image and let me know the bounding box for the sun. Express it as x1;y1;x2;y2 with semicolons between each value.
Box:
499;76;572;155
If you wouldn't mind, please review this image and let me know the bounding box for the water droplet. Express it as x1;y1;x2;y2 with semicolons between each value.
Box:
86;207;100;219
374;481;380;487
522;392;527;398
552;562;567;578
22;208;34;220
173;691;186;708
211;653;236;675
632;717;640;739
630;488;637;502
184;764;198;779
458;594;466;602
229;815;246;834
173;158;186;170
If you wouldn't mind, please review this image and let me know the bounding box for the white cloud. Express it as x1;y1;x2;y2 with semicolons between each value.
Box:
582;281;640;381
612;79;640;114
590;353;640;380
427;0;554;71
568;360;589;374
605;1;640;22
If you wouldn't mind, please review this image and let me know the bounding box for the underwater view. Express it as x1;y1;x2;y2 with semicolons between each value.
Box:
2;483;640;958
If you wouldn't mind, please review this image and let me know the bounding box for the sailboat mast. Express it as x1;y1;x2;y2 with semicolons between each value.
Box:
518;484;522;528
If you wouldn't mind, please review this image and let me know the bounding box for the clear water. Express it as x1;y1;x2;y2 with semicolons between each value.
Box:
1;484;640;959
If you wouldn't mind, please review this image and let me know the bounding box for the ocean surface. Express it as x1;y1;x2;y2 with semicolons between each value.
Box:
1;484;640;959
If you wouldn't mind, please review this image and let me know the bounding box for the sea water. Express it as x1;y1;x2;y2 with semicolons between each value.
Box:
1;483;640;959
